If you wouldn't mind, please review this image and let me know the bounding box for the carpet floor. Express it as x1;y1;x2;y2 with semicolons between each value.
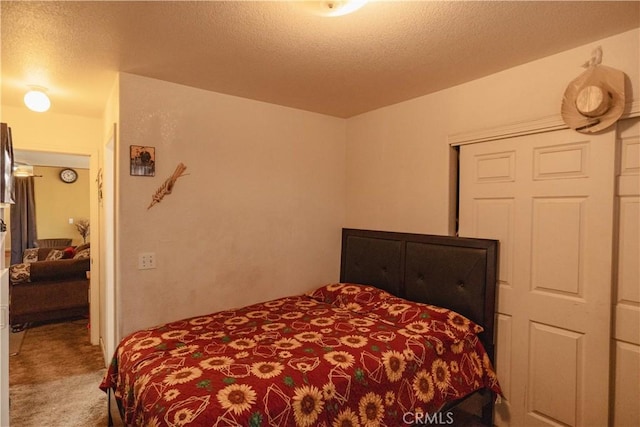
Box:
9;319;111;426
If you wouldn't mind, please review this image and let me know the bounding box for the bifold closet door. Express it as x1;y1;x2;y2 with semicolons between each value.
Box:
458;128;615;426
612;117;640;427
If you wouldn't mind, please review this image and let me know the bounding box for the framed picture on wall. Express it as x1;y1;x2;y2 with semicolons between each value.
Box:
130;145;155;177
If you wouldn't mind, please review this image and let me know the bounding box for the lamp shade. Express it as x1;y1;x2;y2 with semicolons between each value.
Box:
24;89;51;112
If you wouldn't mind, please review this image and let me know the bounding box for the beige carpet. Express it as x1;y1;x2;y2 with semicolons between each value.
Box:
9;319;111;426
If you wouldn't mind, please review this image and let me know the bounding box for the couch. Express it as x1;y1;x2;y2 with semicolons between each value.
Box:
36;238;73;248
9;243;90;328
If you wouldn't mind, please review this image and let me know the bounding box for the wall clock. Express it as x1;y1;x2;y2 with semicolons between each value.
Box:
60;168;78;183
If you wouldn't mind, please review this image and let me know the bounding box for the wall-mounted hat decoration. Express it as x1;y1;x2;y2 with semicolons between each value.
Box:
561;46;625;134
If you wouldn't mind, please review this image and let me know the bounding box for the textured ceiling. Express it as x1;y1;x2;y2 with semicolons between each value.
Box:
1;1;639;119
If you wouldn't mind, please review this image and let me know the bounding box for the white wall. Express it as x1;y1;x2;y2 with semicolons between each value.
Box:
346;29;640;235
116;74;346;336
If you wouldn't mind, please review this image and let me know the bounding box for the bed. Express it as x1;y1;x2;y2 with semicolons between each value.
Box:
100;228;501;426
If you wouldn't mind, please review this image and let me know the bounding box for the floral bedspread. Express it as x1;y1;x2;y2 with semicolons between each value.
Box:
100;284;501;426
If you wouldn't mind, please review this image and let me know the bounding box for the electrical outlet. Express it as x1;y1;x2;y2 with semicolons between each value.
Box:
138;252;156;270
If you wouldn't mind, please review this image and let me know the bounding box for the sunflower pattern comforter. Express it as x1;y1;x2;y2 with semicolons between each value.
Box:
100;283;501;426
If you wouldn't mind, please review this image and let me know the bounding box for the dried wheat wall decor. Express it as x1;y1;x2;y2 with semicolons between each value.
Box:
148;162;188;209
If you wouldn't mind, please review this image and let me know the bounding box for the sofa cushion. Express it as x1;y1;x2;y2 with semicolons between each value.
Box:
76;242;90;252
73;248;90;260
9;263;31;284
22;248;39;264
45;249;66;261
62;246;76;259
35;247;62;261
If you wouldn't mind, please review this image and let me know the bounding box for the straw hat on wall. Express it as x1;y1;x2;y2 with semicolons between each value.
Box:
561;64;625;134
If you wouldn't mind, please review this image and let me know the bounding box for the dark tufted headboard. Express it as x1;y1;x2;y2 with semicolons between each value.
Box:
340;228;498;361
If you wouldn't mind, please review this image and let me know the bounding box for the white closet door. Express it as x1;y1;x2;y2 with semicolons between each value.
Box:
459;128;615;426
612;117;640;427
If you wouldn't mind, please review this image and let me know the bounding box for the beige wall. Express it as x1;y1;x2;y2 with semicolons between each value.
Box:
32;166;90;246
1;106;101;156
345;29;640;235
116;74;346;336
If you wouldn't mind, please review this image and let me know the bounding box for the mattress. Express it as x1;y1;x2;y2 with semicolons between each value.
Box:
100;283;501;426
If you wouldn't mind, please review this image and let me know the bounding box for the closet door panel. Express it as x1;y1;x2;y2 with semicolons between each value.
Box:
613;118;640;426
459;128;615;426
613;342;640;427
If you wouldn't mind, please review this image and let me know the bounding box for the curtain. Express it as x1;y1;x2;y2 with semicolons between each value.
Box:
0;123;15;204
10;176;37;265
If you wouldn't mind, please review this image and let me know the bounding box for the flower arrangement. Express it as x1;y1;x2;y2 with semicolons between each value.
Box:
75;219;90;244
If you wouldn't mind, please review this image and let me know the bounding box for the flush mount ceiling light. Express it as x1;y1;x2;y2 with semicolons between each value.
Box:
325;0;368;16
24;87;51;112
305;0;369;17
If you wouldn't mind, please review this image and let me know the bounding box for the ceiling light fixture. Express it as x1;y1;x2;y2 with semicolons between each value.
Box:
24;86;51;112
314;0;368;17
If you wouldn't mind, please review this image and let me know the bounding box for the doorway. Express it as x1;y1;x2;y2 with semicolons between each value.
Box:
6;149;106;423
8;149;98;340
8;149;92;327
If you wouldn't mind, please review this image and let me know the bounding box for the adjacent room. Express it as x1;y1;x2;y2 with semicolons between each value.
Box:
1;1;638;426
7;151;91;329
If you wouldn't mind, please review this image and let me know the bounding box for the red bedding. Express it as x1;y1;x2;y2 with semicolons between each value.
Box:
100;284;501;426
